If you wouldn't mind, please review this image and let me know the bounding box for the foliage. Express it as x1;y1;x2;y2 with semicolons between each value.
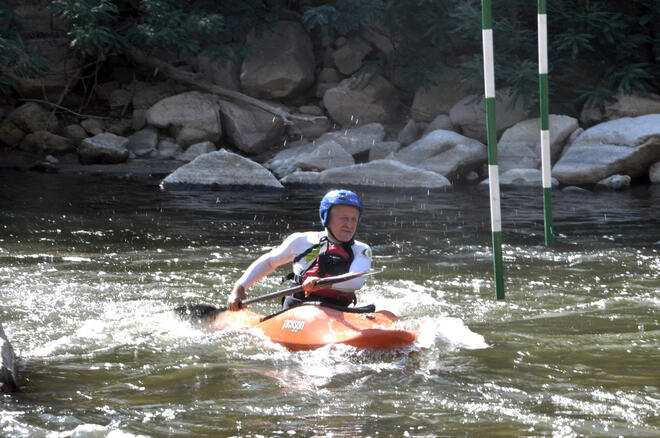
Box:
0;1;47;93
0;0;657;113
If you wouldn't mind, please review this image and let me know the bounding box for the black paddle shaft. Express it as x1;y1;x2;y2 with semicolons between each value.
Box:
175;270;370;320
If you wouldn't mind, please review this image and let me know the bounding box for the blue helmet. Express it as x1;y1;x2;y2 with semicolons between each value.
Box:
319;189;364;227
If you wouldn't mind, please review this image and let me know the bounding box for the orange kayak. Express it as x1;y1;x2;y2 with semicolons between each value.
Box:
205;304;417;351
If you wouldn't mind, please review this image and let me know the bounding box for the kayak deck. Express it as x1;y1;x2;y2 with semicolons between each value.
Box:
205;304;417;351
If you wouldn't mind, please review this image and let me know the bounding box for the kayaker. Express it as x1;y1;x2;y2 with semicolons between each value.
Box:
226;189;372;311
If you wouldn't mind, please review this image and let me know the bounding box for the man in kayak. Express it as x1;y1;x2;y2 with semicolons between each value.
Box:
226;189;372;311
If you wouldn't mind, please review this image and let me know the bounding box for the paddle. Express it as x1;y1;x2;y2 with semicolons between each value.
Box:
175;270;370;321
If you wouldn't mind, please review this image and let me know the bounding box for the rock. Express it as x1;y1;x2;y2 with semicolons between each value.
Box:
369;141;401;161
132;109;147;131
294;140;354;171
316;123;386;156
595;174;631;190
62;124;88;145
157;139;183;160
364;28;394;55
108;88;132;109
552;114;660;186
580;91;660;126
298;105;324;116
318;68;341;83
0;102;59;147
146;91;222;147
394;129;487;178
498;115;579;172
80;119;105;135
13;38;80;100
280;170;322;185
480;168;560;188
0;321;18;393
412;71;471;122
106;119;132;136
161;149;283;189
315;82;339;99
397;119;419;147
323;75;400;127
127;128;159;157
79;133;130;164
318;159;451;189
562;186;592;194
286;115;332;140
240;21;315;99
19;131;74;155
178;141;216;162
449;89;529;143
422;114;453;136
263;141;317;177
197;51;241;91
333;39;372;75
132;83;170;109
218;100;285;154
650;161;660;184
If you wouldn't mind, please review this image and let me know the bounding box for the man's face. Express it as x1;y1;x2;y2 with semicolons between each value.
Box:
326;204;360;243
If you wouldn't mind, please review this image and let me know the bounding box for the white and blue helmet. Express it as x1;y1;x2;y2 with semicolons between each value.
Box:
319;189;364;227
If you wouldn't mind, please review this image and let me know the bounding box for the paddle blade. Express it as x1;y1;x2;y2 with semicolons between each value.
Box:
175;303;225;321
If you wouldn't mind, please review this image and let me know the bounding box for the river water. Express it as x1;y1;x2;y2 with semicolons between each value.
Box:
0;170;658;437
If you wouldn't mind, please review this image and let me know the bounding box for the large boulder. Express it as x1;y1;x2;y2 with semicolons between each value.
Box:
281;160;451;189
369;141;401;161
218;100;285;155
146;91;222;147
411;70;472;122
0;321;17;393
294;140;354;171
449;89;529;143
650;161;660;184
197;51;241;91
580;92;660;126
78;133;130;164
394;129;487;178
333;39;372;75
552;114;660;186
263;140;317;177
240;21;315;99
161;149;283;189
19;131;74;155
126;128;159;157
323;75;400;127
480;168;559;189
0;102;59;147
498;115;579;172
320;159;451;189
316;123;386;156
177;141;216;162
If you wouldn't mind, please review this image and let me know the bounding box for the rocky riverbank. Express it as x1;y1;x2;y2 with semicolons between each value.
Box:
1;16;659;191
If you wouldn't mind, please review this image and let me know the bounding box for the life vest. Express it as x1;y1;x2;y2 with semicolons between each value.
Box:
287;236;356;304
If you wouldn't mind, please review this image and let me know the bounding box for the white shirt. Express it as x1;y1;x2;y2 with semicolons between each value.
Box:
237;231;372;292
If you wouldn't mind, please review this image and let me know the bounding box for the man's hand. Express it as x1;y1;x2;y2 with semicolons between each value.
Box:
227;284;246;311
302;276;322;297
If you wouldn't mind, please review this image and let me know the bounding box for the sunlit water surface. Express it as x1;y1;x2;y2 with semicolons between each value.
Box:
0;171;659;437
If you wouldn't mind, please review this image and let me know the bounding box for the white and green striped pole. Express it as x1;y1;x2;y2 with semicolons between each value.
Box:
481;0;505;300
538;0;554;246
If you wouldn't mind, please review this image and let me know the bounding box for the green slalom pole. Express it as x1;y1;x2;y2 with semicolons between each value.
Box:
481;0;505;300
538;0;554;246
